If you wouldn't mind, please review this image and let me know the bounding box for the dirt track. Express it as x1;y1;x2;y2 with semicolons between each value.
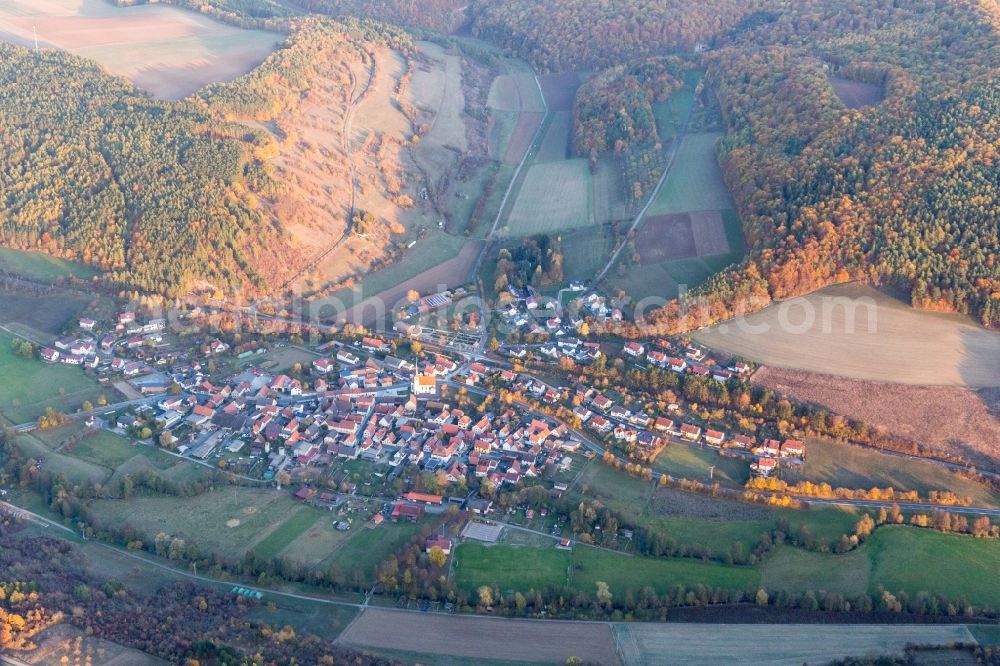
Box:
340;608;621;664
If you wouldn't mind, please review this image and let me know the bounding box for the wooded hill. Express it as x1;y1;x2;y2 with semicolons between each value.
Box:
0;44;298;297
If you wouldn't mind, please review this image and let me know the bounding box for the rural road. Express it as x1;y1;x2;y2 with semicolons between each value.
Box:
592;76;701;285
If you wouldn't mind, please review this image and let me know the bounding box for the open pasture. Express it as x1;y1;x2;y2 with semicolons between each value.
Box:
0;247;96;282
87;487;303;557
783;438;1000;507
454;542;570;594
652;443;750;487
0;290;93;339
648;132;734;215
0;0;278;100
695;283;1000;387
830;75;884;108
560;224;615;284
537;70;582;112
505;159;592;235
615;623;976;666
0;331;109;424
341;608;620;666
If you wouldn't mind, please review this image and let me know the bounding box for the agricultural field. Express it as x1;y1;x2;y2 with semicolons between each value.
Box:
454;542;570;593
504;159;593;235
537;71;582;112
647;132;735;215
0;0;278;99
14;431;112;486
614;623;976;666
64;429;176;471
695;283;1000;387
321;517;434;584
560;224;616;285
251;507;323;560
534;110;573;162
754;367;1000;470
829;76;884;108
760;544;871;596
0;331;111;424
0;290;93;341
782;438;1000;506
609;209;744;302
340;607;620;665
487;72;545;113
273;514;354;566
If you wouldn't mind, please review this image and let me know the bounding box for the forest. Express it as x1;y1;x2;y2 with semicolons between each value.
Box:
573;57;685;155
0;44;300;297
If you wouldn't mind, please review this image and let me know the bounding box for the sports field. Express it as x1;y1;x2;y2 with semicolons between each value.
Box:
505;159;592;235
615;623;976;666
648;132;735;215
0;0;279;99
695;283;1000;387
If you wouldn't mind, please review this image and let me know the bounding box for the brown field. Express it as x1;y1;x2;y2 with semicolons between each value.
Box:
637;214;696;264
694;283;1000;387
338;240;482;324
689;210;731;256
504;111;544;163
615;623;976;666
538;70;582;112
829;76;884;109
341;608;621;665
0;0;277;99
754;366;1000;469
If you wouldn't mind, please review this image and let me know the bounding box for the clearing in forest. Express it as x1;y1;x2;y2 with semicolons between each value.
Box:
0;0;277;99
829;76;884;109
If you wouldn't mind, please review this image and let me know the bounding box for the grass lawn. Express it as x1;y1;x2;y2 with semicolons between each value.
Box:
784;438;1000;507
577;462;654;515
868;527;1000;607
570;545;757;596
252;507;323;560
760;544;871;596
454;542;570;594
274;513;353;565
0;331;110;424
642;514;773;558
505;160;593;236
648;132;734;215
653;444;750;487
0;247;97;282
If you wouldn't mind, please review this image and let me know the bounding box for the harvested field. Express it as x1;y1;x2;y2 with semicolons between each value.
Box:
753;367;1000;469
505;159;592;235
535;110;573;162
615;623;975;666
538;71;582;112
636;214;696;264
336;239;481;324
689;210;731;256
503;111;544;163
341;608;620;665
695;283;1000;387
830;76;884;108
0;0;278;99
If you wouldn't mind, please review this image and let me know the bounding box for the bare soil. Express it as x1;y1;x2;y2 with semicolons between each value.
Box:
636;214;696;264
341;608;621;665
754;366;1000;469
689;210;731;257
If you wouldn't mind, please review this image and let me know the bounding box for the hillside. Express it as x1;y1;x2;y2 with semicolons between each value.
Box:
0;43;299;297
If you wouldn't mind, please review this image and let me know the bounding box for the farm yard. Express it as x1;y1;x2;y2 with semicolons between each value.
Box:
340;608;620;665
0;0;278;99
754;367;1000;469
614;623;977;666
829;75;884;109
695;283;1000;387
